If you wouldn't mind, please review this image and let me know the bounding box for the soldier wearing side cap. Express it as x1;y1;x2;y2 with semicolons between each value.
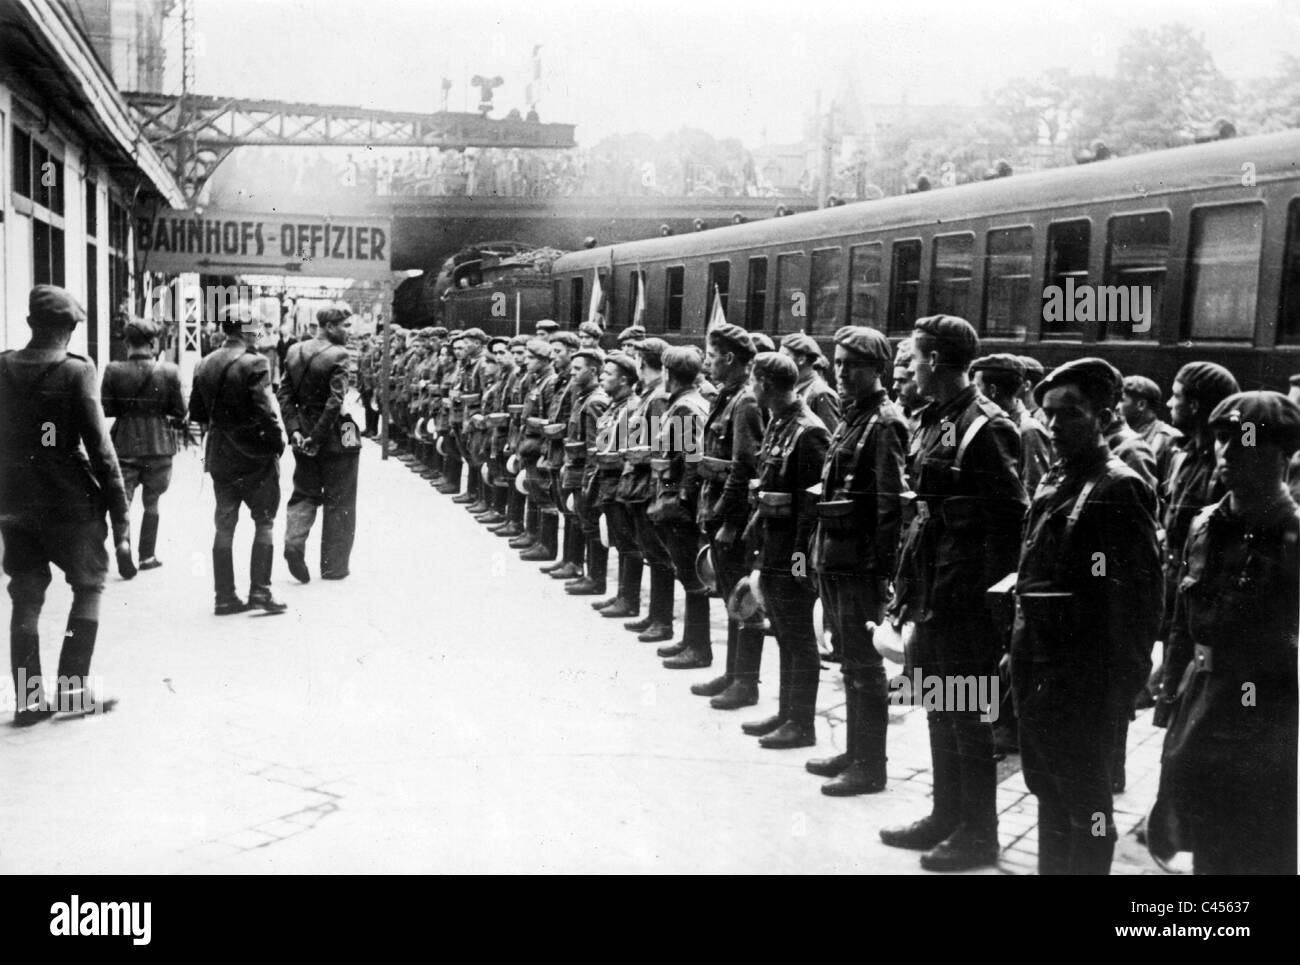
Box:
1012;358;1163;874
781;332;841;434
2;286;132;723
687;323;766;693
805;326;908;794
562;347;612;595
589;352;645;618
1121;375;1182;489
738;352;830;750
1150;391;1300;875
972;354;1051;497
189;304;289;615
880;314;1027;872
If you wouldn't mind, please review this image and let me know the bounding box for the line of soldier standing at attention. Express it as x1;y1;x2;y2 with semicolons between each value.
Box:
375;311;1298;876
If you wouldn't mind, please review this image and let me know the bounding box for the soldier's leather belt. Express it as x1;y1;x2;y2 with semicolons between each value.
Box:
507;404;525;415
596;452;624;469
625;446;653;466
564;441;586;458
542;423;566;439
525;417;547;430
697;455;732;480
815;498;855;519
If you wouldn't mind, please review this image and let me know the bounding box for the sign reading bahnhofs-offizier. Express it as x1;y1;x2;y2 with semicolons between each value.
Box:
135;209;392;279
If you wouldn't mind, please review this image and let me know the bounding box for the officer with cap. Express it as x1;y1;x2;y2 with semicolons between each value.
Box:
971;353;1051;496
188;303;288;615
805;326;908;792
1120;375;1182;489
881;315;1027;871
1151;390;1300;875
2;286;132;723
589;352;644;617
781;332;841;434
688;322;766;691
562;347;612;594
739;351;830;749
101;318;186;571
1012;358;1162;874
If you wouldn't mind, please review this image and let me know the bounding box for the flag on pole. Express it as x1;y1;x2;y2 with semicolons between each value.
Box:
632;269;646;327
587;268;603;325
708;284;727;331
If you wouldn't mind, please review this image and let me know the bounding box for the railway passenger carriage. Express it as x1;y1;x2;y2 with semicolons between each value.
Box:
550;130;1300;390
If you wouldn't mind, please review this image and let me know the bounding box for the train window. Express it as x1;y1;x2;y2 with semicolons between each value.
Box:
848;243;882;325
596;271;610;323
1103;212;1170;340
626;270;644;326
775;251;807;333
707;261;731;323
746;257;768;330
1044;219;1090;338
930;233;974;319
984;227;1033;338
1279;199;1300;344
1185;203;1263;341
665;266;684;331
888;240;921;333
809;247;843;333
570;277;585;327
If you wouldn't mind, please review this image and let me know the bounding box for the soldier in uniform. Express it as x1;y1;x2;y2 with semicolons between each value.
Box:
101;319;186;571
739;352;830;749
2;286;131;723
971;354;1051;496
476;337;516;526
688;323;765;692
517;338;561;561
538;332;580;575
1012;358;1163;874
1120;375;1182;490
618;325;645;356
563;348;611;595
1018;356;1047;424
491;335;532;538
577;321;604;351
454;329;490;511
891;337;926;434
805;326;908;792
1151;390;1300;875
188;305;288;615
590;352;644;617
780;332;841;433
535;319;560;339
647;346;712;667
279;306;361;583
880;315;1027;871
434;333;466;495
620;339;677;644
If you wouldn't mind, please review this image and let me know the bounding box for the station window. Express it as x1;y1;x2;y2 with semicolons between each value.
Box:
848;242;882;325
888;240;921;333
707;260;731;323
1184;203;1262;341
930;233;974;319
12;126;32;199
86;179;99;361
983;227;1033;338
1044;219;1091;338
745;257;768;330
108;198;129;316
665;266;684;331
1102;212;1170;340
775;252;806;333
809;247;842;333
570;276;585;326
1278;199;1300;344
33;220;66;287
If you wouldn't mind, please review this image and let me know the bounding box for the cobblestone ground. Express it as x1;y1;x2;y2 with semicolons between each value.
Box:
0;442;1166;874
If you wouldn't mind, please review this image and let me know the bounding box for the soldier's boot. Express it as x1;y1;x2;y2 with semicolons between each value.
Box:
519;514;558;561
806;679;854;778
54;616;117;718
709;625;762;707
743;645;790;736
436;455;462;494
1070;818;1117;876
284;545;311;584
11;625;53;726
451;472;477;503
593;557;625;610
138;511;162;569
821;678;888;792
213;548;250;615
567;541;607;595
510;502;540;546
630;565;673;639
662;593;713;669
540;522;572;573
546;524;582;577
600;555;643;618
1035;803;1072;875
689;620;735;687
461;473;483;509
880;713;962;849
919;715;999;872
494;489;524;534
507;531;535;549
1111;714;1129;794
247;544;288;615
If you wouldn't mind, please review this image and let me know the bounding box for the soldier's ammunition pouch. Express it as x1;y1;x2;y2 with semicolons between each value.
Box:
648;457;688;523
460;393;482;414
814;498;857;534
697;455;731;481
486;412;510;428
525;416;547;435
1016;591;1079;654
596;452;624;471
507;404;524;416
542;422;566;440
625;446;653;467
755;491;794;519
563;440;586;464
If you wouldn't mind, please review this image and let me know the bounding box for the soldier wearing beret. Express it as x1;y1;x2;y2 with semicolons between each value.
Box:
490;335;534;539
101;319;186;571
739;352;831;749
589;352;645;618
452;329;490;510
535;319;560;338
971;353;1051;497
687;323;766;692
517;338;562;560
189;304;288;615
578;321;604;350
539;332;583;577
562;348;612;594
620;339;678;644
618;325;645;354
475;337;516;526
781;332;842;434
433;334;466;494
279;306;361;583
1120;375;1182;490
881;315;1027;871
465;347;503;520
1017;356;1047;424
1012;358;1163;874
2;286;132;722
805;326;909;793
1151;390;1300;875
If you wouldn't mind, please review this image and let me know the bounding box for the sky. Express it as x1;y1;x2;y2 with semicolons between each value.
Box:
180;0;1300;148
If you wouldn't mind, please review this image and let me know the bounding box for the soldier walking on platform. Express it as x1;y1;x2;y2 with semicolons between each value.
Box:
279;306;362;583
880;315;1027;872
1012;359;1163;874
101;319;186;571
805;326;907;792
1;286;130;723
187;305;288;615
